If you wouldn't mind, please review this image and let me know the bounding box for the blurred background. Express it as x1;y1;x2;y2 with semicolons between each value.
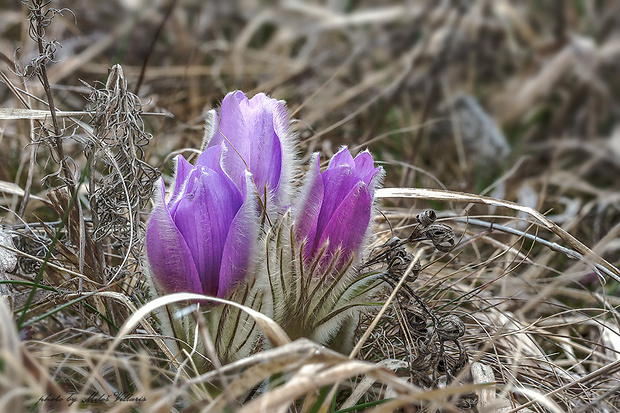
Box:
1;0;619;270
2;3;620;409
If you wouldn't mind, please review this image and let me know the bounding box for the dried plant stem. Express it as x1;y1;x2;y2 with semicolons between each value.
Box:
17;125;37;218
505;358;620;413
352;251;424;359
453;217;613;280
317;251;424;413
407;7;463;175
377;187;620;282
134;0;179;95
16;165;83;329
31;4;73;189
0;71;51;217
87;150;104;279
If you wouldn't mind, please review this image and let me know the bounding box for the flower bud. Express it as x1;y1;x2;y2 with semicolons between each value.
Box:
205;91;296;213
295;147;383;268
146;143;258;298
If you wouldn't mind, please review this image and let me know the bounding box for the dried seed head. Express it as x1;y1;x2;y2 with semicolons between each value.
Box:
364;236;401;268
388;252;420;283
457;394;479;409
86;65;159;281
400;300;428;331
410;343;439;373
415;209;437;227
437;315;465;341
424;223;456;252
407;209;439;242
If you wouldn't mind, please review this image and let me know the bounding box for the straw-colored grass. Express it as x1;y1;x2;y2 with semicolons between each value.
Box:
1;1;619;411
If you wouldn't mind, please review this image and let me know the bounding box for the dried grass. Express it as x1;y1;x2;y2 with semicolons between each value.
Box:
1;1;619;412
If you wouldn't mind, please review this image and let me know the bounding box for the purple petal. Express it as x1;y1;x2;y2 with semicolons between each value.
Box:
314;165;361;249
198;143;252;197
315;181;373;263
329;147;355;168
172;167;243;296
250;94;289;139
353;151;381;185
209;91;252;189
146;180;202;294
294;154;324;258
218;172;259;297
208;91;286;201
168;155;194;216
196;142;226;171
243;93;284;198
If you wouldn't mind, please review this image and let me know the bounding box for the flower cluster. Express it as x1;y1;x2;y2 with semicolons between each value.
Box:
146;90;383;348
147;91;295;297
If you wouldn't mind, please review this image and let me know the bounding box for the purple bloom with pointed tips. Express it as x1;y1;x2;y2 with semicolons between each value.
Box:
295;147;383;267
205;91;295;211
146;143;258;297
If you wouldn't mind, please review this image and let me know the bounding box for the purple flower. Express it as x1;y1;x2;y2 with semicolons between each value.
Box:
146;143;258;297
294;147;383;266
205;91;295;211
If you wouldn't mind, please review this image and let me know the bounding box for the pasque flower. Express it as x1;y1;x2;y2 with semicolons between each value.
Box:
294;147;383;267
204;91;295;211
146;143;258;297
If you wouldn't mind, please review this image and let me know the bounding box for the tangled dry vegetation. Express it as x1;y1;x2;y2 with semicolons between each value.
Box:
1;1;620;412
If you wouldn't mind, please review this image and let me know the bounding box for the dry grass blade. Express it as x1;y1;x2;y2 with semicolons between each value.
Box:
505;358;620;413
204;339;348;411
69;293;289;405
340;359;408;409
107;293;290;360
0;108;88;119
0;181;47;202
376;187;620;281
470;361;498;410
0;298;23;411
240;358;415;413
186;338;344;386
2;1;619;411
0;298;70;411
